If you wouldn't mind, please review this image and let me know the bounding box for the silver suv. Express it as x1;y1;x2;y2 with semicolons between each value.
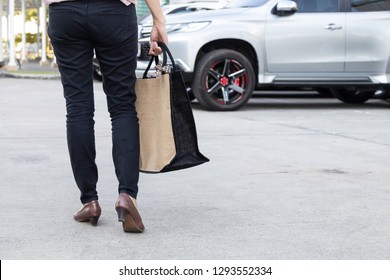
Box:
138;0;390;111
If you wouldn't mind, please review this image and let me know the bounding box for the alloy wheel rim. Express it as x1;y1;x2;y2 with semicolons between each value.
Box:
205;58;248;105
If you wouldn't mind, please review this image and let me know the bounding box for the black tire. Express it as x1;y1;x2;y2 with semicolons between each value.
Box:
316;88;333;97
192;49;255;111
331;88;375;104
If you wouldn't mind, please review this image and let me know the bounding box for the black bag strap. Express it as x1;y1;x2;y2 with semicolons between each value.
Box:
142;42;177;78
143;56;158;78
158;42;176;69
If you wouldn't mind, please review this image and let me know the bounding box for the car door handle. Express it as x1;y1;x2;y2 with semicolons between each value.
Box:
324;23;342;30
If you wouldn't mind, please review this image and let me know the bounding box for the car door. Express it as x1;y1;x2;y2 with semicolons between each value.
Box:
265;0;346;73
345;0;390;73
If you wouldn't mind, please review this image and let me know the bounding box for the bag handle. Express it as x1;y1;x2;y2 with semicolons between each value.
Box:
142;42;177;78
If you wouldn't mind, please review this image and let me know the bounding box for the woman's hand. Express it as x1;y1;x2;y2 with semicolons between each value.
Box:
145;0;168;56
149;23;168;56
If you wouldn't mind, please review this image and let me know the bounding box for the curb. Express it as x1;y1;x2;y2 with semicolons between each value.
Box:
0;71;61;80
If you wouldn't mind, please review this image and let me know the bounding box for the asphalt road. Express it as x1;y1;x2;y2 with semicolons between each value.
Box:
1;78;390;259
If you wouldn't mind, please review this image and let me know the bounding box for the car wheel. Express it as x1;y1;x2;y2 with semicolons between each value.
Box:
192;49;255;111
316;88;332;97
331;88;375;104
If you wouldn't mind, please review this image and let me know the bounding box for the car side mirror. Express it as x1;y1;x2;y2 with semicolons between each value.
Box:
275;0;298;16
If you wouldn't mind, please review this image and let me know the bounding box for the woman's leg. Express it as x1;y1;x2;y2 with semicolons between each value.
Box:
48;2;98;204
91;2;140;199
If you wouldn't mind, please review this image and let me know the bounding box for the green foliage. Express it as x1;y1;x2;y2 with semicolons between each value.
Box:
15;33;40;44
26;9;38;22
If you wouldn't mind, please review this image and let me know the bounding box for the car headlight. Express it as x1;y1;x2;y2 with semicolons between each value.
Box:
165;21;211;33
140;22;211;39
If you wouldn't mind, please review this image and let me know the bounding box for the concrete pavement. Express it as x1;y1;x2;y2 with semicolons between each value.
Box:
0;60;61;80
1;75;390;260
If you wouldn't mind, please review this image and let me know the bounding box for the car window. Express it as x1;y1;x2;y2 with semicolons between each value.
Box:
292;0;339;12
350;0;390;11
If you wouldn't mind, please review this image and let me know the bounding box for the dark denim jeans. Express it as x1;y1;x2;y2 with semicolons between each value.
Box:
48;0;139;204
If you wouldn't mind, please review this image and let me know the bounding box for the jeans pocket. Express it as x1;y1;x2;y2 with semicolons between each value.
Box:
97;6;137;43
48;7;76;41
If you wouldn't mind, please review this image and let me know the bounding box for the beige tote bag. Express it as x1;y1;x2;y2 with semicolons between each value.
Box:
135;73;176;172
134;42;209;173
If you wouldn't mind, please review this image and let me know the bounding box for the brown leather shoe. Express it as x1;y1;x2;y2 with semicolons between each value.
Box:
115;193;144;233
73;200;101;226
